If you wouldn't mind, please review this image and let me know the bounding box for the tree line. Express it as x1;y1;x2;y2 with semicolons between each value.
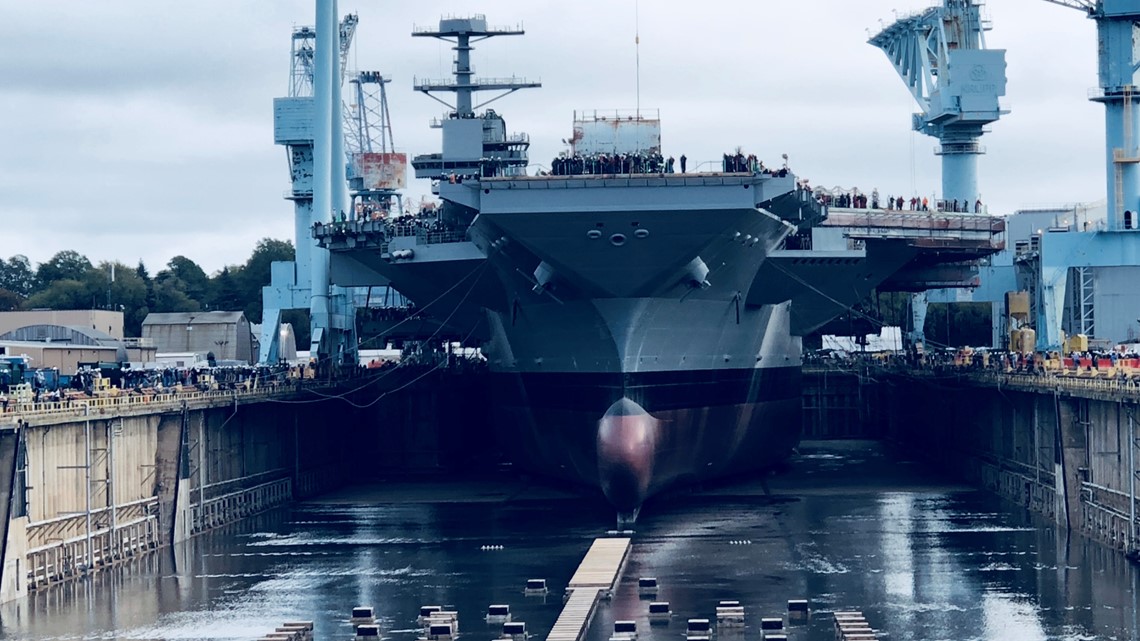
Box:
0;238;308;343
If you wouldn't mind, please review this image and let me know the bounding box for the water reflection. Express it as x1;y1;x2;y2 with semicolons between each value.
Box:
1;445;1139;641
592;444;1140;641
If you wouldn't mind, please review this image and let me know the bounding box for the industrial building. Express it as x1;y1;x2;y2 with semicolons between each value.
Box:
142;312;256;364
0;310;123;340
0;341;122;375
0;311;153;373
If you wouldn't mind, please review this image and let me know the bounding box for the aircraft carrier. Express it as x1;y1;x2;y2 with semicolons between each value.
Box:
315;15;989;522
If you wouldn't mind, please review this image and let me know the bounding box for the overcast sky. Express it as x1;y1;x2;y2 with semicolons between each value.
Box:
2;0;1107;274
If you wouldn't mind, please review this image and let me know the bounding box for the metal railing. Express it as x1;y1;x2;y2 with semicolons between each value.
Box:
414;75;535;89
573;108;660;122
27;496;156;549
417;229;467;245
806;362;1140;400
490;131;530;144
26;511;158;590
387;223;420;238
968;370;1140;397
190;478;292;535
2;382;315;421
823;210;1005;233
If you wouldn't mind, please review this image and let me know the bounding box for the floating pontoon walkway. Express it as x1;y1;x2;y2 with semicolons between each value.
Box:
547;537;631;641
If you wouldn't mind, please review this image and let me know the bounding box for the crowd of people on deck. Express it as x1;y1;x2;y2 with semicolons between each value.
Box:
383;212;459;238
361;305;419;322
323;202;464;241
810;188;985;214
542;149;801;178
0;363;305;411
807;345;1140;380
353;198;397;222
548;152;674;176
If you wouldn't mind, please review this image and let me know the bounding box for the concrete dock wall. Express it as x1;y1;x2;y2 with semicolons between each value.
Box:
801;367;1140;557
0;392;360;602
0;368;493;603
872;372;1140;556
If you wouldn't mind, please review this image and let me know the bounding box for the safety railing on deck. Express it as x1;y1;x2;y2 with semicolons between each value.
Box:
2;381;315;421
414;75;534;89
807;362;1140;400
417;229;468;245
968;370;1140;397
823;210;1005;233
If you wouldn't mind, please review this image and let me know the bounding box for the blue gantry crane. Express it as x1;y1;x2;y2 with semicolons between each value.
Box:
1025;0;1140;349
1045;0;1140;231
870;0;1008;210
870;0;1008;348
259;2;359;366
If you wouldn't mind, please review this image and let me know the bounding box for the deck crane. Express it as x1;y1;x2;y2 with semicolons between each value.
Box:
870;0;1008;348
1042;0;1140;231
344;71;406;218
259;6;359;366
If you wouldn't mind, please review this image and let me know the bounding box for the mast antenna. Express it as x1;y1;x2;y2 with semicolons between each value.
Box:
635;0;641;118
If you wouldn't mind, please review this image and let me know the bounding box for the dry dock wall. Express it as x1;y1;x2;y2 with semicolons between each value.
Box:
0;398;356;602
877;373;1140;555
0;368;493;603
802;368;1140;556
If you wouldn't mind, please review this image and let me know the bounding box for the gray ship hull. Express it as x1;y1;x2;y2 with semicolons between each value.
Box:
482;296;802;512
490;369;802;511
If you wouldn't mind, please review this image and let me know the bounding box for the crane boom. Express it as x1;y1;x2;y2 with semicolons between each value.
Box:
869;0;1007;209
1040;0;1096;12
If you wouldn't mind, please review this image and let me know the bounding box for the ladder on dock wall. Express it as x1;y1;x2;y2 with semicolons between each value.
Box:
1129;407;1140;555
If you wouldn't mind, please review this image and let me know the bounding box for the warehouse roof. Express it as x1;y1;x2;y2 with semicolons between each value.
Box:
142;312;246;326
0;324;120;347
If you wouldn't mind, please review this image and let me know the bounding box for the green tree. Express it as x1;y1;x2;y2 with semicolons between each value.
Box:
85;262;149;336
210;267;243;312
136;260;157;311
23;279;91;310
157;256;210;307
239;238;294;323
925;302;993;348
36;250;93;285
0;255;37;297
153;277;201;313
0;289;21;312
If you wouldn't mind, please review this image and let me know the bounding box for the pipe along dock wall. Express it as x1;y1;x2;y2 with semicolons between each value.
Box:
0;368;490;603
803;367;1140;558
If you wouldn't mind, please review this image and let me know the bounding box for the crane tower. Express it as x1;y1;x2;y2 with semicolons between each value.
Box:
260;5;359;366
870;0;1008;210
1044;0;1140;231
345;71;406;218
